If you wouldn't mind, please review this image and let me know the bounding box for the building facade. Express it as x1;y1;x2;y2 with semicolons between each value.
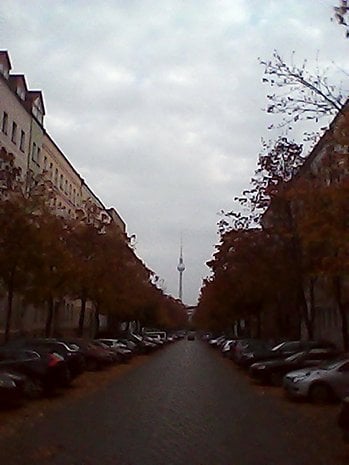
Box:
0;50;127;338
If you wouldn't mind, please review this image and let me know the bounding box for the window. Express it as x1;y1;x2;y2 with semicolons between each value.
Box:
43;156;47;170
36;147;41;164
20;130;25;152
1;112;8;134
54;168;58;185
16;86;25;101
31;142;36;161
11;121;17;144
60;174;63;189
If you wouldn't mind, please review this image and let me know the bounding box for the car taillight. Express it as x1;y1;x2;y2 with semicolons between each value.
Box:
48;353;63;367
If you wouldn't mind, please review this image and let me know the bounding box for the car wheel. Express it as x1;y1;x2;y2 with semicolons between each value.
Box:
270;372;283;387
309;383;333;404
23;377;45;399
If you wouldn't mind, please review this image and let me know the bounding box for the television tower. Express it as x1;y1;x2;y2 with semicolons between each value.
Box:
177;238;185;302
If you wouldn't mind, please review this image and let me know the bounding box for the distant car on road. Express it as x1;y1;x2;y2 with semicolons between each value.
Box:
187;332;195;340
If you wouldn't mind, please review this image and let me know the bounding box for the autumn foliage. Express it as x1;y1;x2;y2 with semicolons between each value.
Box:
196;125;349;349
0;149;187;341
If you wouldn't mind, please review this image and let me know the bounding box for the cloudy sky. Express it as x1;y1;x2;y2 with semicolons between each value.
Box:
0;1;348;305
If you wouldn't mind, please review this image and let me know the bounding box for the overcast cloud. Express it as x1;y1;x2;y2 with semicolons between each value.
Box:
0;1;348;305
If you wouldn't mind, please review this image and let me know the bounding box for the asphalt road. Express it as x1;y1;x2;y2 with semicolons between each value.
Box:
0;339;348;465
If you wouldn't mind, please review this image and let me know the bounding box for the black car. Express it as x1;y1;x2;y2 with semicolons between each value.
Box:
249;347;340;386
233;339;272;367
0;348;69;398
63;339;115;371
5;338;86;381
0;371;26;407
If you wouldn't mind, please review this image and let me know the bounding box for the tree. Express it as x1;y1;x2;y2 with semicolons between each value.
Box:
0;149;46;341
219;136;304;232
259;50;346;130
289;173;349;349
333;1;349;37
25;208;73;337
0;194;41;341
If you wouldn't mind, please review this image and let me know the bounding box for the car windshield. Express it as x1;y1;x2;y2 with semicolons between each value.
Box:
318;358;345;370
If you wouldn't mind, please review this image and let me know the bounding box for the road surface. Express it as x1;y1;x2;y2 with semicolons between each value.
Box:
0;339;347;465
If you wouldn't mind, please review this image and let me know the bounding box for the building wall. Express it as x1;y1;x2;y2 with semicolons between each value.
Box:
0;51;124;339
41;133;83;218
0;75;31;178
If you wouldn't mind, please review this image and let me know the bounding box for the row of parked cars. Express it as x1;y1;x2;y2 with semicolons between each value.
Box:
206;335;349;401
0;332;181;408
205;335;349;440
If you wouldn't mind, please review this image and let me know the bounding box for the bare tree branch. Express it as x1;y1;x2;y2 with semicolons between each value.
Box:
259;50;347;130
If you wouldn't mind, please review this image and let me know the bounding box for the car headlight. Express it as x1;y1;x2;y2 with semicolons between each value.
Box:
292;374;309;383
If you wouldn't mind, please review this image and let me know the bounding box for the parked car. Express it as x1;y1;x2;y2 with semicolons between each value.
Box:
283;357;349;403
0;348;69;398
6;338;85;381
143;335;164;347
240;340;336;367
233;339;272;367
118;339;138;353
221;339;235;356
249;347;340;386
94;339;132;363
95;339;133;362
208;336;226;347
128;334;156;353
63;339;114;371
0;371;26;407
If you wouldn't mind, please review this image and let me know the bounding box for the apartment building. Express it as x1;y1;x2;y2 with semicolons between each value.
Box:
0;50;127;338
294;105;349;347
0;52;36;180
262;103;349;347
41;133;83;218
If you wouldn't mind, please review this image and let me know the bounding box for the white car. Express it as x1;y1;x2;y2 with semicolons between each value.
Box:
283;358;349;403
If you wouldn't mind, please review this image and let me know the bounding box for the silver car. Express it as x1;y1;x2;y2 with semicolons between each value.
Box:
283;358;349;403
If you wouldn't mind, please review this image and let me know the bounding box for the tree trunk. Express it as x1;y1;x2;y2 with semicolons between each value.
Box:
334;276;349;351
78;295;87;337
298;287;314;340
93;307;100;338
45;296;54;337
4;283;14;343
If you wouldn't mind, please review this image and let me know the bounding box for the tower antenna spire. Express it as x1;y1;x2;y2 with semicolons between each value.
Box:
177;234;185;302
